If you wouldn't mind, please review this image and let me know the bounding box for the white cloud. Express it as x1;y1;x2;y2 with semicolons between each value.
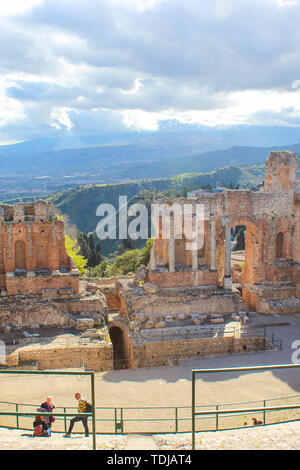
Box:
1;0;300;141
276;0;298;8
213;0;233;19
0;0;43;17
50;107;75;130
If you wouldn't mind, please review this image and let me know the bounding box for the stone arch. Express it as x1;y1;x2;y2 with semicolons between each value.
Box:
230;219;261;285
109;325;130;369
276;232;285;259
15;240;26;270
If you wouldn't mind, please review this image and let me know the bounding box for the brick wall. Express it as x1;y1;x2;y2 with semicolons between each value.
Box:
8;343;113;371
131;336;266;368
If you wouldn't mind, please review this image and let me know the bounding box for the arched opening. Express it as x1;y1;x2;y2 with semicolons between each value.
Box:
198;236;205;260
231;225;246;285
15;240;26;270
109;326;129;370
276;232;285;259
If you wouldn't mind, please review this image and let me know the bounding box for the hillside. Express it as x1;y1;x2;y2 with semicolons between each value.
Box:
49;163;264;255
0;126;300;183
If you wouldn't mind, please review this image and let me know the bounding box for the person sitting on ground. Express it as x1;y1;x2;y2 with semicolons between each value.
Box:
64;392;91;438
33;415;48;437
40;396;56;436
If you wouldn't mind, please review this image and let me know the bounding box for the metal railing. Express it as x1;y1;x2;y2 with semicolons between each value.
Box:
0;369;97;450
191;364;300;450
140;324;267;341
1;394;300;436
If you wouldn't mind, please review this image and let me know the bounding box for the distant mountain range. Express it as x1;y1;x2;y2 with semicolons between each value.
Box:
1;125;300;181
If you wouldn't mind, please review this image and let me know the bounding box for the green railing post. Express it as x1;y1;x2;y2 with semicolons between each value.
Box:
120;408;123;433
114;408;117;434
16;404;19;429
216;405;219;431
192;370;195;450
263;400;266;425
191;364;300;450
90;372;96;451
175;407;178;433
63;407;67;434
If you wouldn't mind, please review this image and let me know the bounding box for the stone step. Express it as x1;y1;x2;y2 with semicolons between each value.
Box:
245;284;296;300
257;296;300;314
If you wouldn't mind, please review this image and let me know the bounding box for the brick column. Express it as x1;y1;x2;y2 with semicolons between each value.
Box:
149;245;156;270
210;215;216;271
224;217;232;288
169;220;175;272
192;231;198;271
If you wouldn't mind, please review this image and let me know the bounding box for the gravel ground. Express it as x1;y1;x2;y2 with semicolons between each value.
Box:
154;420;300;450
0;428;128;450
1;420;300;450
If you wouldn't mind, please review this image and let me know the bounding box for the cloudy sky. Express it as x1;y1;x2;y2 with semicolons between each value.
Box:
1;0;300;143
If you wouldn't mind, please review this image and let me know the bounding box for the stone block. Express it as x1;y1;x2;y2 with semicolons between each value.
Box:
42;288;57;298
231;314;241;322
23;330;32;338
211;313;223;319
143;282;158;294
134;265;147;284
26;271;35;278
177;313;186;320
76;318;95;331
86;282;99;294
210;317;224;324
165;315;173;322
70;268;80;276
191;313;200;319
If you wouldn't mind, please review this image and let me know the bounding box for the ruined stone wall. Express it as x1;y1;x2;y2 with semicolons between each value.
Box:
0;200;79;295
131;336;266;368
149;151;300;312
5;276;79;296
147;269;218;288
0;290;107;330
264;151;298;192
119;285;239;323
8;343;113;371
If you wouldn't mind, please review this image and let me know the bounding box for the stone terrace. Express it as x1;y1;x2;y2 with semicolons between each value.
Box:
1;421;300;449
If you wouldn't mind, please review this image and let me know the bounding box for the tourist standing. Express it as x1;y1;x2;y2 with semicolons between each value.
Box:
64;393;91;437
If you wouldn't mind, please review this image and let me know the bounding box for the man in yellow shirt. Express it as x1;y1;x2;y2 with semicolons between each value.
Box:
64;392;90;437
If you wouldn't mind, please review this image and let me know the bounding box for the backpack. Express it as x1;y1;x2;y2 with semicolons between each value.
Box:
33;424;47;437
85;402;93;413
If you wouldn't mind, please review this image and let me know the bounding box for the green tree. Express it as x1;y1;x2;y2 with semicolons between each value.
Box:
78;232;103;267
107;238;154;276
65;235;88;275
88;260;111;278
